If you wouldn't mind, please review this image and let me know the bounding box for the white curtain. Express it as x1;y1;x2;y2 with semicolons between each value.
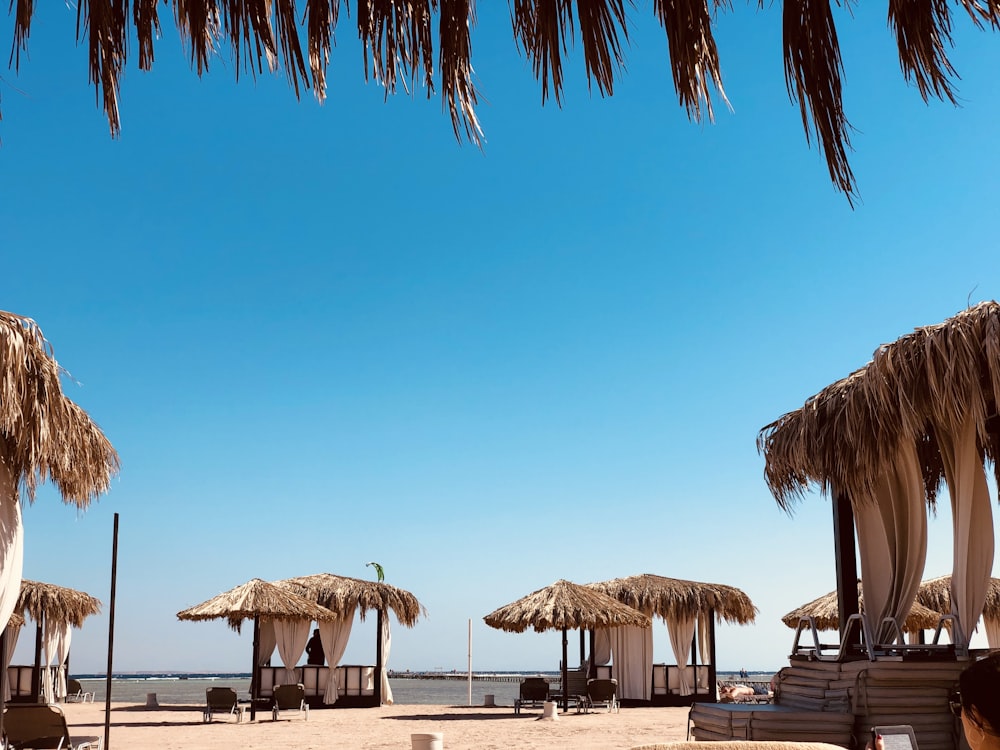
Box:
42;619;60;703
380;616;393;705
608;625;652;701
854;439;927;644
320;611;354;705
697;614;711;664
272;618;310;686
667;616;696;696
984;616;1000;649
54;624;71;700
3;619;22;702
258;619;277;666
0;463;25;703
938;413;995;647
593;629;612;666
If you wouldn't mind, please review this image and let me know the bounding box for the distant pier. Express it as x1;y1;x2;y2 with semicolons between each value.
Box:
389;671;553;683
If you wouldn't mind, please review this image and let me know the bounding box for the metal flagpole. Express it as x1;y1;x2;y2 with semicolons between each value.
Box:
467;619;472;706
104;513;119;750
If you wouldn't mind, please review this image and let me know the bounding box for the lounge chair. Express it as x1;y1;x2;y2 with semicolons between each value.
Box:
3;703;103;749
550;669;589;712
204;686;243;723
584;678;619;713
514;677;550;714
271;683;308;721
65;679;95;704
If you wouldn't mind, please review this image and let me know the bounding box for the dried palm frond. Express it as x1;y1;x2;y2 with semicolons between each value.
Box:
177;578;339;633
276;573;425;627
17;580;101;629
0;311;119;507
759;301;1000;511
917;574;1000;619
588;573;757;625
483;579;650;633
781;581;942;632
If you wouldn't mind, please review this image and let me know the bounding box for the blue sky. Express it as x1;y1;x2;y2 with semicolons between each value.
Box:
2;1;1000;675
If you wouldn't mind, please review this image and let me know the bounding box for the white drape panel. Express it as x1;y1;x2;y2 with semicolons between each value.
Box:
273;618;310;686
593;629;612;666
257;619;277;666
380;616;393;705
608;625;652;701
697;615;710;664
320;612;354;704
984;616;1000;648
0;463;25;702
854;439;927;643
3;620;22;702
55;625;71;700
667;616;696;696
42;619;61;703
939;413;995;647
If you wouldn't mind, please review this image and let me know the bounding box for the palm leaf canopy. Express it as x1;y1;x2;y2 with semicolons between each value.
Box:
781;581;941;632
483;579;651;634
176;578;339;633
275;573;425;627
587;573;757;625
17;580;101;629
1;311;119;506
917;575;1000;620
8;1;997;201
759;302;1000;512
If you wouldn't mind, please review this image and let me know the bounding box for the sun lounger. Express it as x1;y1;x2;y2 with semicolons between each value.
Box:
64;679;95;704
204;686;243;723
3;703;103;749
271;683;308;721
583;678;619;713
514;677;550;714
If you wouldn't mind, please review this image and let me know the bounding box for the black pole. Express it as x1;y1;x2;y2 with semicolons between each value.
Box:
250;616;260;721
375;610;384;706
104;512;119;750
31;618;41;702
832;487;860;653
561;627;568;712
708;609;717;703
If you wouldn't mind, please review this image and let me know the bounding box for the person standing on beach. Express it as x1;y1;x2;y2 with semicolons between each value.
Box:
306;629;324;666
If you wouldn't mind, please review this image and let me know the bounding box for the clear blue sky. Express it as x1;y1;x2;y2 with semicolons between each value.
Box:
2;1;1000;675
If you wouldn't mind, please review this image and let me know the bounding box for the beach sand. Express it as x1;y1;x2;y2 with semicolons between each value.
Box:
58;700;691;749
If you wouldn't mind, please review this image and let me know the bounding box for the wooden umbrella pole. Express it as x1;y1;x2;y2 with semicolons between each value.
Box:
561;627;568;713
832;487;860;652
104;512;119;750
708;608;717;703
32;618;42;702
250;616;260;721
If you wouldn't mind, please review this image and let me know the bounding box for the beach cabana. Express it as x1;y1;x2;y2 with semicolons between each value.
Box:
274;573;425;707
6;580;102;704
917;575;1000;647
588;574;757;705
483;579;651;712
177;578;339;720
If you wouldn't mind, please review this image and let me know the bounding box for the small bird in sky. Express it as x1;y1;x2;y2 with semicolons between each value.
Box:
366;561;385;582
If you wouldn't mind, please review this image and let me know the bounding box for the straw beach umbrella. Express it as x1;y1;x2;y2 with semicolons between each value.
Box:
484;579;650;711
177;578;339;719
782;582;942;633
6;1;996;200
276;573;425;704
917;575;1000;646
0;311;117;723
758;301;1000;647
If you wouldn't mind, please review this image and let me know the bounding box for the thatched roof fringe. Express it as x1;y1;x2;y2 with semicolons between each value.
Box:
276;573;425;627
588;574;757;625
759;302;1000;512
177;578;341;633
917;575;1000;619
17;580;102;629
655;0;729;123
781;581;942;632
439;0;483;144
0;312;120;507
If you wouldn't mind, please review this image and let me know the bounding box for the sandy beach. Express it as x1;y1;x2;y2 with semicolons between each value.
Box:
57;701;691;749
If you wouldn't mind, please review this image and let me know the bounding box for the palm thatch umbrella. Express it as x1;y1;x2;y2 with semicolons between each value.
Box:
917;575;1000;619
484;579;650;711
0;312;117;724
177;578;339;719
758;301;1000;646
782;582;942;633
13;580;102;703
7;1;994;201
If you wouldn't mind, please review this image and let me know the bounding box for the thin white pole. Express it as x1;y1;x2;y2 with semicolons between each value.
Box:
467;619;472;706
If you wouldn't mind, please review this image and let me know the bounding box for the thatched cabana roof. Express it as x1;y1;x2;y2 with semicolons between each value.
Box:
1;311;119;506
483;579;651;634
588;574;757;625
917;575;1000;620
781;582;942;632
17;579;101;629
758;302;1000;512
275;573;425;628
176;578;339;633
7;1;993;200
